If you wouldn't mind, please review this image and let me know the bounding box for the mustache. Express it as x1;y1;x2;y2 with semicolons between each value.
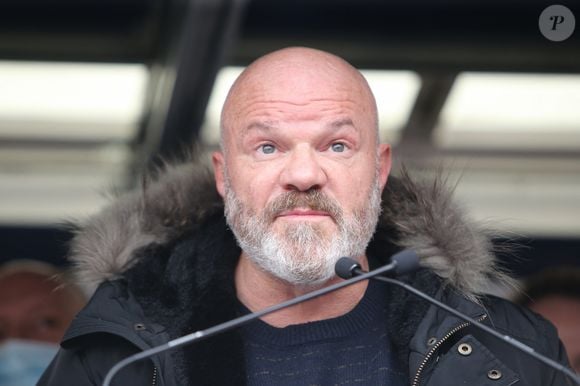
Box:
265;190;343;221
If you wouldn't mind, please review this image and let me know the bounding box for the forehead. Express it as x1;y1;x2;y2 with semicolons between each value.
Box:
240;116;357;139
0;273;56;301
238;59;369;102
223;68;376;138
0;273;82;316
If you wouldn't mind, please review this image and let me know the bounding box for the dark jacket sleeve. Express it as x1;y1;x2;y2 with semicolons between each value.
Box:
38;334;155;386
546;336;575;386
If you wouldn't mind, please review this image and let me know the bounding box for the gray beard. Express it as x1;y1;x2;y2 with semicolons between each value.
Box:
223;177;382;287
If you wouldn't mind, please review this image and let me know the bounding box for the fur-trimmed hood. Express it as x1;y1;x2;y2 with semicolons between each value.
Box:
68;161;511;299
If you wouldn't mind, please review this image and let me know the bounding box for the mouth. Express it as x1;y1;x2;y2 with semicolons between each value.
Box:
276;208;332;219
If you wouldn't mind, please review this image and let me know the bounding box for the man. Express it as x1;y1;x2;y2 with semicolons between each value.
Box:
39;47;571;385
0;260;85;385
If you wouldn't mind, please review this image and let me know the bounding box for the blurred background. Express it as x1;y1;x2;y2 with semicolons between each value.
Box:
0;0;578;277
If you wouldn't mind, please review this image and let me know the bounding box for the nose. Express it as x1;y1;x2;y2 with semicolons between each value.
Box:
280;146;327;192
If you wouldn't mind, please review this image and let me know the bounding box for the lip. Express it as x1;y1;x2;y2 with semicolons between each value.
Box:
277;209;331;218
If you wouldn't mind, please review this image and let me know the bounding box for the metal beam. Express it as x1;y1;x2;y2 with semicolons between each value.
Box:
397;73;456;150
132;0;246;175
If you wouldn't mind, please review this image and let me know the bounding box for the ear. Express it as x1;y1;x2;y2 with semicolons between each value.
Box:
377;143;392;191
212;151;226;198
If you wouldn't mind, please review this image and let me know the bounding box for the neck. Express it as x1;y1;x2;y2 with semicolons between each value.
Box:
235;253;369;328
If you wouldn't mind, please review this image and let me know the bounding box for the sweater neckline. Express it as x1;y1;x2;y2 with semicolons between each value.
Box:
238;280;387;347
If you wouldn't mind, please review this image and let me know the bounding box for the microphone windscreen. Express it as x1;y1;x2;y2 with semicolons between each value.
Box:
392;250;420;275
335;257;361;279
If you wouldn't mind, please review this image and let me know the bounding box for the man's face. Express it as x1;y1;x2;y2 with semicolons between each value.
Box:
0;272;84;343
213;55;391;286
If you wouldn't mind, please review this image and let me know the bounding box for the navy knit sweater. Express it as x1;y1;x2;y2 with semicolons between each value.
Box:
239;281;407;386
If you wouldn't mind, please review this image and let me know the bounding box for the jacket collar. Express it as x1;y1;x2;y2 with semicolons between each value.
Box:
68;160;513;301
64;159;514;385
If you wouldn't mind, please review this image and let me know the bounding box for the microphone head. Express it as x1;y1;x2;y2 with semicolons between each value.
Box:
335;257;361;279
391;250;421;275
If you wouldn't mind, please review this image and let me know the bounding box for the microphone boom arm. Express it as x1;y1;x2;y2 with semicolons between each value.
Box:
102;260;397;386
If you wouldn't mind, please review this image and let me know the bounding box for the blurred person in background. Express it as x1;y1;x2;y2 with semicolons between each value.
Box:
514;267;580;373
0;260;86;386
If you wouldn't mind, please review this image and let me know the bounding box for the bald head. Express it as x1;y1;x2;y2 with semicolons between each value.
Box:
220;47;378;149
211;47;392;290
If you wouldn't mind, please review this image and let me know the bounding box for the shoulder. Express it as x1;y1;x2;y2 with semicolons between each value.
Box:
480;295;574;384
42;279;175;386
480;294;560;346
63;280;139;340
40;333;153;386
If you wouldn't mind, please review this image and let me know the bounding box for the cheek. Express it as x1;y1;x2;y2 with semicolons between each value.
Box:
228;162;279;209
328;162;376;197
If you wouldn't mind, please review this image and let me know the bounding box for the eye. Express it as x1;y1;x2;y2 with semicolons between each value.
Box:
39;317;59;329
32;316;60;333
259;144;276;154
330;142;346;153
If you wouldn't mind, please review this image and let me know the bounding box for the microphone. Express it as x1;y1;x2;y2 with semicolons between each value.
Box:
335;249;419;278
336;255;580;386
102;250;416;386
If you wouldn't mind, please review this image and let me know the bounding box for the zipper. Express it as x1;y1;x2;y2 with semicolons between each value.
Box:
411;314;488;386
151;366;158;386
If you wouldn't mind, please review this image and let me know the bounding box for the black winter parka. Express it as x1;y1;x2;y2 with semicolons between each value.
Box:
39;164;572;386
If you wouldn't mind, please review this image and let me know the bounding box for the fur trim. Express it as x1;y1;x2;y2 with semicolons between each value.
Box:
68;162;222;295
380;168;516;301
68;161;514;298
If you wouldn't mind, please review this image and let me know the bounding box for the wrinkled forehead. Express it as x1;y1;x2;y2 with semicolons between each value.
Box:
220;53;378;142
